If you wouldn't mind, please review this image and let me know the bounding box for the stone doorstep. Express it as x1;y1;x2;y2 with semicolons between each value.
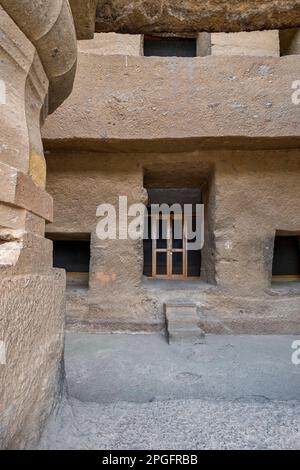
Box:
165;304;199;315
165;304;199;322
164;303;199;318
164;302;205;344
168;327;206;344
167;310;199;318
164;302;197;309
168;331;205;345
167;317;201;326
168;323;205;333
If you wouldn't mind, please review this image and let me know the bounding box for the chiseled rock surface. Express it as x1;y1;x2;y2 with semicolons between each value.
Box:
44;148;300;335
43;54;300;145
211;31;280;57
95;0;300;34
78;32;142;56
69;0;98;40
0;272;66;449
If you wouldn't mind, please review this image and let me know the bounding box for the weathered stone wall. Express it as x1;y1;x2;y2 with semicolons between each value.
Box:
211;31;280;57
42;53;300;147
95;0;300;33
45;149;300;334
79;32;142;56
79;31;281;58
42;39;300;334
0;271;65;449
69;0;98;40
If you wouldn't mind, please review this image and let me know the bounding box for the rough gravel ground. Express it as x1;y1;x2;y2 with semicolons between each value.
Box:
37;333;300;450
37;397;300;450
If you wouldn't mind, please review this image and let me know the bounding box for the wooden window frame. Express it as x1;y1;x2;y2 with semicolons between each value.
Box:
149;213;199;280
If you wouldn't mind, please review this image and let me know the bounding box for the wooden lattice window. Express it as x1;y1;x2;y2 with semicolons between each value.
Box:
144;213;201;279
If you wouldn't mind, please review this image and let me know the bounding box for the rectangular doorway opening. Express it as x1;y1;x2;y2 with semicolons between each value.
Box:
143;188;202;280
272;232;300;282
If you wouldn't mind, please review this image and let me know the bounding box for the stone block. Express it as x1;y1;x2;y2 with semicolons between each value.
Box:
15;173;53;222
0;271;66;449
197;32;211;57
165;303;205;345
211;31;280;57
0;204;26;231
69;0;97;40
0;163;18;203
25;212;45;236
0;162;52;221
42;53;300;146
95;0;300;34
79;33;142;56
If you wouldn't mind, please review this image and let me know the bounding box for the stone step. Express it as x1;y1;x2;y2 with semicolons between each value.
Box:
164;303;205;345
168;330;205;345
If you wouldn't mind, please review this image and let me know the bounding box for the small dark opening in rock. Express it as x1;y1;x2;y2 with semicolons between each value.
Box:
272;234;300;280
144;35;197;57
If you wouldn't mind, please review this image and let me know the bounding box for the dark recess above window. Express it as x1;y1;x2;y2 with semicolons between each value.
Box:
144;35;197;57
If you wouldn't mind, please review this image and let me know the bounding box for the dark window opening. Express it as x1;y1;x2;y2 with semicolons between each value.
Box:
143;188;202;279
53;240;90;272
279;29;300;56
272;235;300;281
47;235;91;287
144;35;197;57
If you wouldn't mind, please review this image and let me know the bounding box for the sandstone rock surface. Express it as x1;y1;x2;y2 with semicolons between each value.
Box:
96;0;300;34
43;54;300;146
1;0;77;113
0;272;66;449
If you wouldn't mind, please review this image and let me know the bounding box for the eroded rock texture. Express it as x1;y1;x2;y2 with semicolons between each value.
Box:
0;273;66;449
43;54;300;144
96;0;300;33
0;3;74;449
43;46;300;335
69;0;98;39
1;0;77;113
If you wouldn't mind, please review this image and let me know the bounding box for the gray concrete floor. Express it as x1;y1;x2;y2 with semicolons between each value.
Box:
37;332;300;450
65;333;300;403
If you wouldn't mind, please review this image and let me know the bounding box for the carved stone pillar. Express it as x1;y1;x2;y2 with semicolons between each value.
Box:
0;4;75;449
0;8;53;275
